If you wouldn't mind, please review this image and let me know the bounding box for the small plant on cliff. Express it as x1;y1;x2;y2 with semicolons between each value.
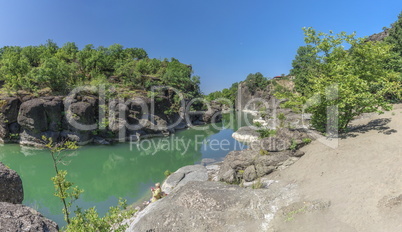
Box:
289;139;298;151
65;198;135;232
42;136;82;225
164;170;172;177
42;136;134;231
253;121;263;128
257;128;276;138
251;178;263;189
259;149;270;156
278;113;286;128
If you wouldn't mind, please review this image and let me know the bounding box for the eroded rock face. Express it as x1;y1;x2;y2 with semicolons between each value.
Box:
0;94;222;146
232;126;260;143
0;97;21;140
0;162;23;204
218;149;297;183
249;128;312;152
0;202;58;232
126;181;298;232
162;165;208;194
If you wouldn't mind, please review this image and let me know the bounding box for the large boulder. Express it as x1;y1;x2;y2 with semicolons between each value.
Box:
250;128;312;152
17;98;48;133
126;181;297;232
232;126;260;143
218;149;294;183
0;162;23;204
0;202;58;232
0;97;20;122
162;165;208;194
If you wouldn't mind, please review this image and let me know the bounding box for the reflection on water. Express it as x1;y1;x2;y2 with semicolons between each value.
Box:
0;112;253;227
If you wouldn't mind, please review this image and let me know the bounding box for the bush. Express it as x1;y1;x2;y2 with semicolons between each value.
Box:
257;129;276;138
280;28;401;133
65;198;135;232
164;170;172;177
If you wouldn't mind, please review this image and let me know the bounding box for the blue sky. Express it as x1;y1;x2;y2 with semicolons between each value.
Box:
0;0;401;94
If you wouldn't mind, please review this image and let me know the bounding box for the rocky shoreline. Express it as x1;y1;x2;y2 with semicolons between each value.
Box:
0;93;223;147
0;162;58;231
123;104;315;231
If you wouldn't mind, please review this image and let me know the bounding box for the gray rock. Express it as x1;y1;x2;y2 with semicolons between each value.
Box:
250;128;311;152
0;202;58;232
126;181;298;232
0;97;21;123
366;29;389;42
291;150;305;157
243;165;257;182
18;98;48;133
218;149;294;183
162;165;208;194
0;162;23;204
232;126;260;143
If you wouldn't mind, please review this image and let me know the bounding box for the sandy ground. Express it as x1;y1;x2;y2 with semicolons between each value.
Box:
269;104;402;232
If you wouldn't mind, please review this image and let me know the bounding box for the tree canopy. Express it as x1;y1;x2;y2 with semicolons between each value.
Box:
0;41;201;99
281;27;401;133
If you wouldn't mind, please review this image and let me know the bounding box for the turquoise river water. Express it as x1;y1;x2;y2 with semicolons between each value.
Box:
0;112;253;227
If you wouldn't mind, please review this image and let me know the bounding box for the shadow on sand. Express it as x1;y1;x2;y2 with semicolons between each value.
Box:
343;118;397;138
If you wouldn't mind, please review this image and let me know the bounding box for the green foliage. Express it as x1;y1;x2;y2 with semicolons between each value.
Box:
302;138;312;144
284;206;306;222
51;170;83;224
0;41;201;101
257;128;276;138
259;149;269;156
65;198;135;232
385;12;402;59
290;45;320;95
289;139;298;151
244;72;268;94
206;82;239;108
278;113;286;127
251;178;263;189
164;170;172;177
42;136;134;230
253;121;263;128
280;27;401;133
42;136;81;224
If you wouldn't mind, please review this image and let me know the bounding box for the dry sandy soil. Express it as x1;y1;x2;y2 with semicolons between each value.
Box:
268;104;402;232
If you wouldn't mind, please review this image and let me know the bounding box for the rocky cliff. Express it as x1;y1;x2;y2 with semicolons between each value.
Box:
0;162;58;231
0;92;222;147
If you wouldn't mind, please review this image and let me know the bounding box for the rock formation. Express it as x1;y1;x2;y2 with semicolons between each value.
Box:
126;181;298;232
0;163;59;231
0;93;222;146
0;162;23;204
0;202;58;232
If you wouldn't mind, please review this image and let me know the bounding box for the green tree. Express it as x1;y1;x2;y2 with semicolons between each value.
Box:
244;72;267;94
27;57;74;92
281;27;401;133
385;11;402;56
0;46;31;90
289;45;319;95
42;136;81;225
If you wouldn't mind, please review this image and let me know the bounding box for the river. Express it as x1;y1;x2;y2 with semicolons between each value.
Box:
0;112;253;227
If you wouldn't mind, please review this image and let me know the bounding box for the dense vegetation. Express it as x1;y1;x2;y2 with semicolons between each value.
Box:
206;72;271;107
285;26;402;133
205;82;239;106
0;41;201;99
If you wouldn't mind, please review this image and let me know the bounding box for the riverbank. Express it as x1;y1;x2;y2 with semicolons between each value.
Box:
267;104;402;231
0;94;223;147
125;104;402;231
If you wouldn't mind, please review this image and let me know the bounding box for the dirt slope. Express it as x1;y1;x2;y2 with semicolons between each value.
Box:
269;105;402;232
